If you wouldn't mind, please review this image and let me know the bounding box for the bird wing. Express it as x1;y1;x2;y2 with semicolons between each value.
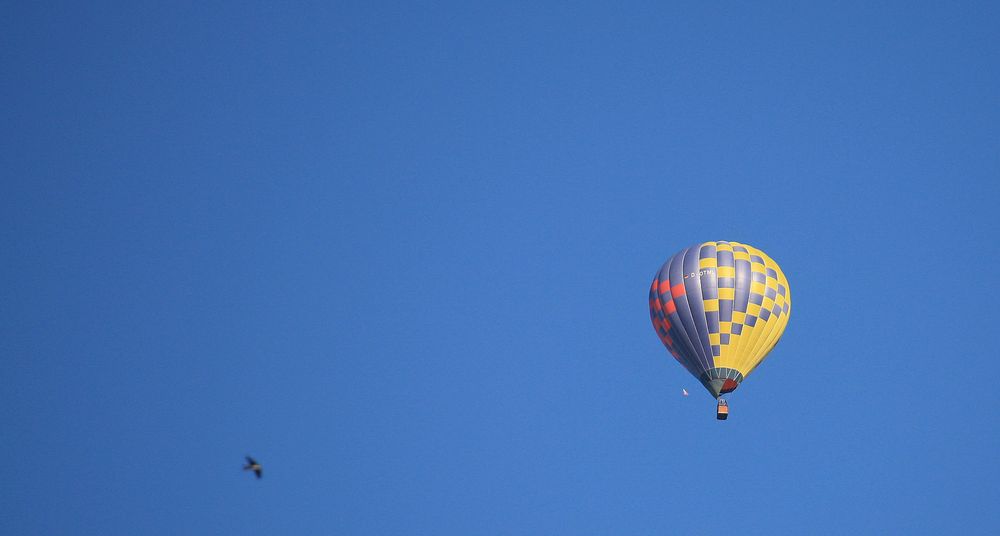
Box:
254;468;262;479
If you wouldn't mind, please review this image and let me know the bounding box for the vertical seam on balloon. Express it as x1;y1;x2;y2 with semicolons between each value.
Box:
743;248;786;376
747;255;791;376
683;243;714;374
714;240;726;368
655;266;700;378
692;242;715;370
745;249;782;368
667;248;705;374
730;241;755;375
736;243;771;375
753;286;786;372
738;244;771;375
735;243;763;374
660;255;701;374
702;241;721;367
671;245;711;375
714;241;734;369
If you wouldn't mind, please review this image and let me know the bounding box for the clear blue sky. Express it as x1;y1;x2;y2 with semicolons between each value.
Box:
2;2;998;534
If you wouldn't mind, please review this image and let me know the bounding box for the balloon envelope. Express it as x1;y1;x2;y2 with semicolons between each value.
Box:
649;241;791;398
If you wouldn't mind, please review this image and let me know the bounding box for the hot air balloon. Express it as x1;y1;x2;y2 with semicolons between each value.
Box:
649;241;791;420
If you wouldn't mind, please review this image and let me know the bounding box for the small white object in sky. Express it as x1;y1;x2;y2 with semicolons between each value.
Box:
682;389;689;397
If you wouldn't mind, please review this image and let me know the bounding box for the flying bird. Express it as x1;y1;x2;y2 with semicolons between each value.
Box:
243;456;262;479
682;389;689;397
